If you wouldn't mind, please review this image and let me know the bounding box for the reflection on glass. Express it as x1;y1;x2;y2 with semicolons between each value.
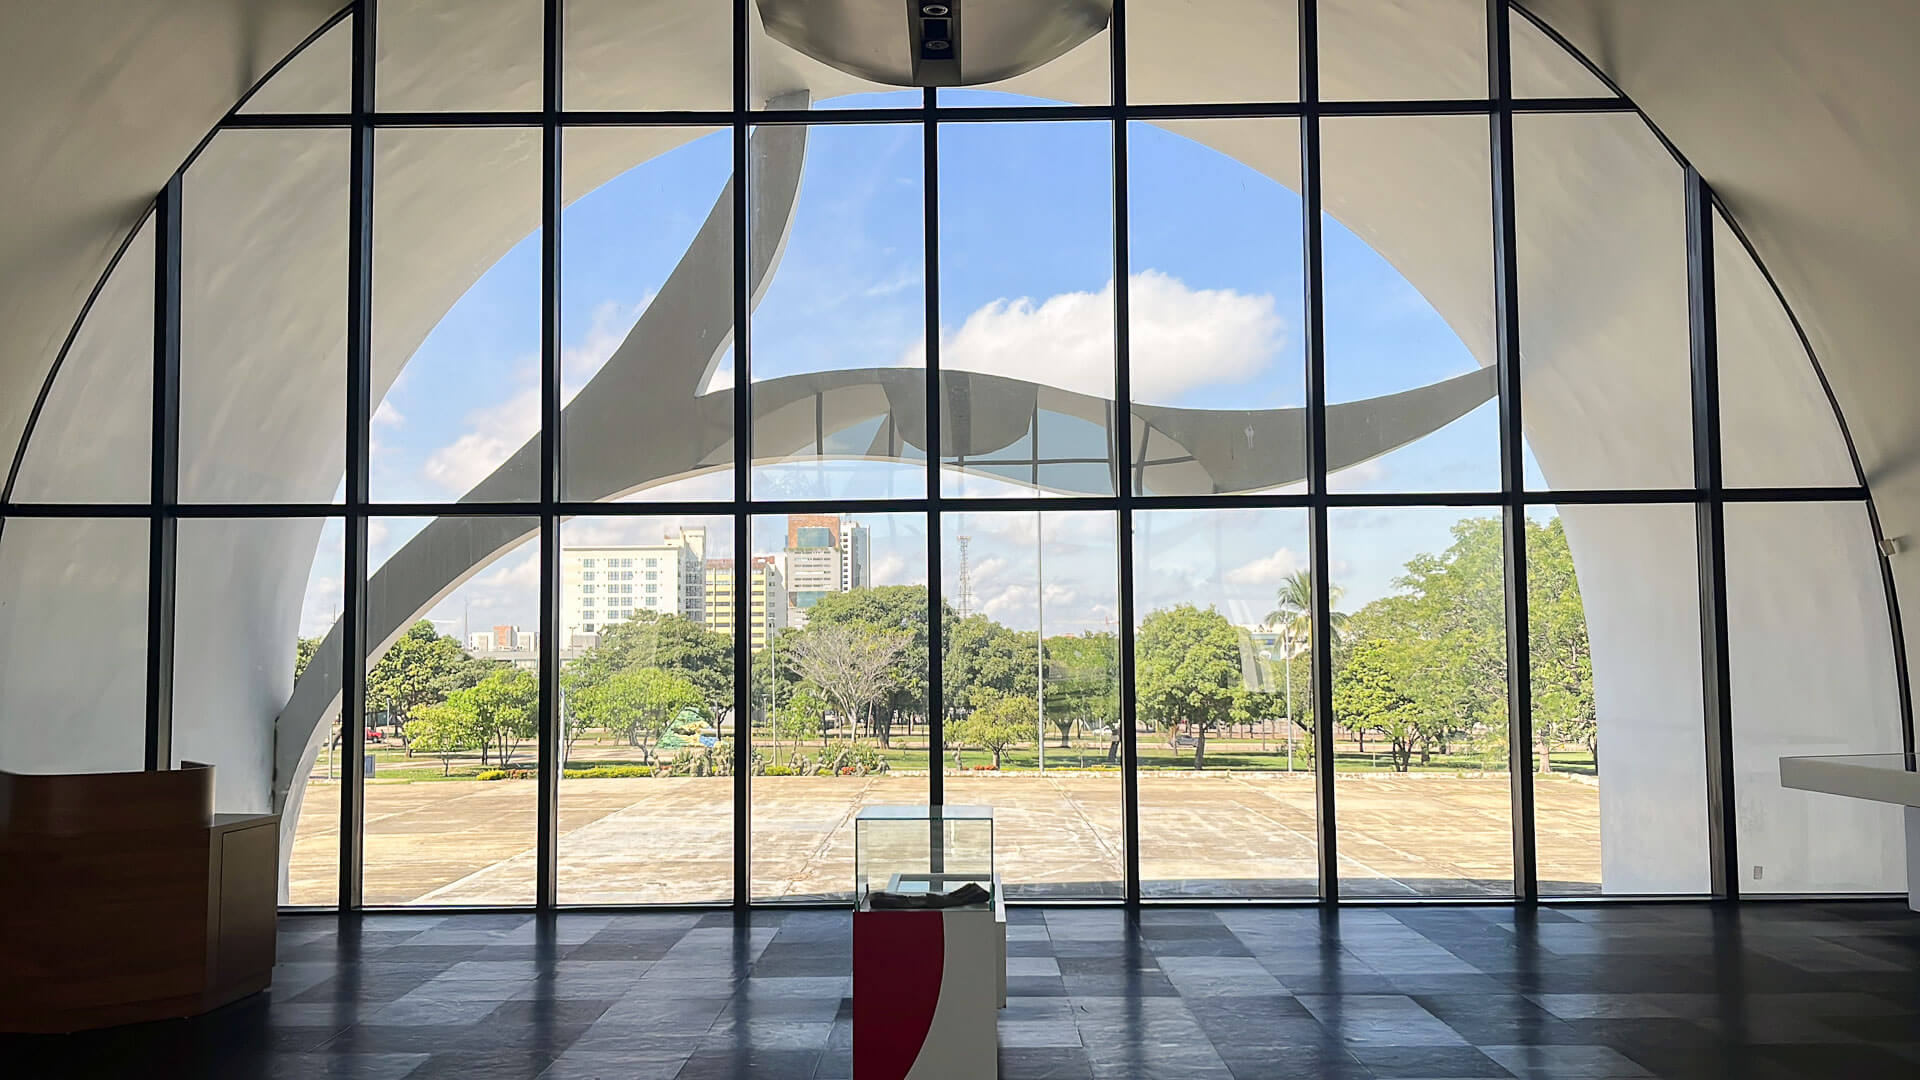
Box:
1726;502;1905;894
183;130;348;503
941;511;1122;899
933;20;1110;108
10;220;153;503
1322;115;1497;494
1129;119;1305;495
939;121;1115;498
752;124;926;501
1133;509;1317;897
361;516;541;906
1516;112;1691;490
558;516;734;903
560;126;734;503
0;519;148;774
751;513;928;901
1527;506;1706;897
377;0;541;112
1318;0;1486;101
1329;507;1512;897
1714;210;1857;487
373;127;542;503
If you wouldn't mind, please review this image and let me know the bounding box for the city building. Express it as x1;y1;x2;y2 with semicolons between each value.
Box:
703;555;786;650
560;526;707;638
782;514;870;628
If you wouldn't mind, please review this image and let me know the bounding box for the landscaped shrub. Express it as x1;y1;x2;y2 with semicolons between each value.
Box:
561;765;653;779
763;765;797;777
476;768;534;781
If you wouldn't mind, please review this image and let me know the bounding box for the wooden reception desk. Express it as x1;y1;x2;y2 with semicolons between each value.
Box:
0;762;279;1033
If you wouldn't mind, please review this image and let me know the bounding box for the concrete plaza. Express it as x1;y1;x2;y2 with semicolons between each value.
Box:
288;771;1603;905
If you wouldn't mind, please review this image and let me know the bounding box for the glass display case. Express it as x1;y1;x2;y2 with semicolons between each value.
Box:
854;804;996;907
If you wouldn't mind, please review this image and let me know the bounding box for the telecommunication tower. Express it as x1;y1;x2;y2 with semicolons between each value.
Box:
957;535;974;618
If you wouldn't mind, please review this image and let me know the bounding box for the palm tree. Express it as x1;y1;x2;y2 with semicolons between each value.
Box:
1264;569;1348;770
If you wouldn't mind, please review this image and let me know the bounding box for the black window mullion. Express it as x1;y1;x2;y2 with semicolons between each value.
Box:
535;0;563;912
1687;166;1738;900
145;173;182;772
1299;0;1340;904
1110;0;1142;906
1488;0;1537;903
731;0;753;911
340;0;377;912
924;87;946;814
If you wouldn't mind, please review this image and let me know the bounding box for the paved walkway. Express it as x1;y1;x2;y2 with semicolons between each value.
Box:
288;772;1602;905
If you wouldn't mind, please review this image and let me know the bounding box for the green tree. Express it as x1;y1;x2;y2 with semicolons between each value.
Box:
404;701;478;777
1527;516;1594;774
1330;635;1423;771
368;620;489;734
1134;604;1244;769
803;585;932;745
771;689;827;762
943;613;1037;720
786;623;908;745
294;635;323;681
576;612;733;723
950;693;1035;769
1043;632;1118;749
569;668;702;766
455;667;540;768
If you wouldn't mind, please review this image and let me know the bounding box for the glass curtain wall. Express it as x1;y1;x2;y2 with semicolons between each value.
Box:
2;0;1907;910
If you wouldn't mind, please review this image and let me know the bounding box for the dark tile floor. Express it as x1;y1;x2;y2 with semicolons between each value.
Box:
8;903;1920;1078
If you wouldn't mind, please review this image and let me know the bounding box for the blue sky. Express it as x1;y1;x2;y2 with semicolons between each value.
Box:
313;95;1545;638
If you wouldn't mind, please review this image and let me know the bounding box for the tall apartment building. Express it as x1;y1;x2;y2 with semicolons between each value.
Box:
703;556;785;649
561;526;707;637
781;515;870;628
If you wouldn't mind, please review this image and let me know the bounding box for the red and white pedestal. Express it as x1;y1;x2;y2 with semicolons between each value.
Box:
853;875;1007;1080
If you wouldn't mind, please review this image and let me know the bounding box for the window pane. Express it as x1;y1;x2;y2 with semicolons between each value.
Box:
559;516;733;904
932;16;1110;109
1329;507;1512;897
11;219;153;503
939;121;1115;498
1128;0;1298;105
942;511;1122;899
1516;112;1692;490
174;519;344;906
1322;115;1498;494
373;127;542;503
182;129;348;503
241;15;352;114
1509;11;1614;99
752;124;926;501
287;519;347;907
1134;509;1317;898
565;0;730;111
1318;0;1486;101
560;126;734;503
1129;119;1305;496
362;516;541;905
1715;210;1858;487
1726;502;1905;894
377;0;541;112
751;512;927;901
1529;505;1708;897
0;518;148;774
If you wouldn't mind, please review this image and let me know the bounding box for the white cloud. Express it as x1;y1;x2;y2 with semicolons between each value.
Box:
1225;546;1306;587
908;271;1283;404
422;385;540;496
372;400;405;428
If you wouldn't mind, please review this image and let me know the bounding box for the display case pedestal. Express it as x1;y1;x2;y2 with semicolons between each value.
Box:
853;873;1006;1080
